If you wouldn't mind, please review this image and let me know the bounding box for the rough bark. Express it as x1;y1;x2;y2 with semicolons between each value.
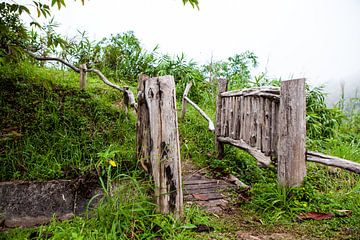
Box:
215;78;228;159
137;76;183;218
277;78;306;187
218;137;271;167
307;151;360;174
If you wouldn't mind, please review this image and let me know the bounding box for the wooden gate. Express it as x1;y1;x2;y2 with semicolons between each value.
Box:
215;78;306;187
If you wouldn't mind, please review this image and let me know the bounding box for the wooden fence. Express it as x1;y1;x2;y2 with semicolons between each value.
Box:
216;78;306;187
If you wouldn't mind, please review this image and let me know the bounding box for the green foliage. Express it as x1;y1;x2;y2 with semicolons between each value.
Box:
306;85;344;143
0;3;28;63
93;31;157;82
203;51;258;90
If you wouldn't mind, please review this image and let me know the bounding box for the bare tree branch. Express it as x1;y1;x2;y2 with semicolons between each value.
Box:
25;50;80;73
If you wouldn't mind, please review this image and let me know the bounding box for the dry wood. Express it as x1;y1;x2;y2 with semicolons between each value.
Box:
220;87;280;97
139;76;183;218
184;96;215;131
270;100;279;159
277;78;306;187
256;97;263;150
226;174;250;189
181;82;193;119
218;137;271;167
25;51;80;72
79;64;87;90
216;78;228;158
250;97;257;147
262;98;271;156
136;74;150;172
87;69;137;110
26;51;137;110
307;151;360;174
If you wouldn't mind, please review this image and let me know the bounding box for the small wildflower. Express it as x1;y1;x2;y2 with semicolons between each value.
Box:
109;160;117;167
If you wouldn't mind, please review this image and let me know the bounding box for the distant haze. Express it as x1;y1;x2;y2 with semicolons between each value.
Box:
24;0;360;104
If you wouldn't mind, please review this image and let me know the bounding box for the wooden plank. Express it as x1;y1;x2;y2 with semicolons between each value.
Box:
224;97;230;137
216;78;228;158
184;192;224;201
278;78;306;187
184;187;228;195
218;137;271;167
184;183;230;191
262;98;271;156
220;98;226;136
239;95;245;140
270;100;279;159
256;97;263;150
184;179;219;185
250;97;257;147
234;97;241;139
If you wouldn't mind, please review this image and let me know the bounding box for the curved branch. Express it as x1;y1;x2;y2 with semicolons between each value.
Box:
87;69;137;110
184;96;215;132
25;50;137;110
25;51;80;73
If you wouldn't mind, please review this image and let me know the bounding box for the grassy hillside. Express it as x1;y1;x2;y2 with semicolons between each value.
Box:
1;63;360;239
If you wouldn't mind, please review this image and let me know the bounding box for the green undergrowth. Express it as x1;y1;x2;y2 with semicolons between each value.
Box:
0;62;137;180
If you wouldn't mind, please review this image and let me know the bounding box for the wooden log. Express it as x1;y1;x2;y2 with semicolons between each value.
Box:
181;82;193;119
139;76;183;218
229;97;235;138
184;96;215;131
136;74;150;172
256;97;263;150
306;151;360;174
244;96;250;145
263;98;272;156
87;69;137;110
239;95;245;140
250;97;257;147
220;87;280;97
270;100;279;159
220;98;226;136
79;64;87;90
215;78;228;159
277;78;306;187
234;97;240;139
224;97;230;137
218;137;271;167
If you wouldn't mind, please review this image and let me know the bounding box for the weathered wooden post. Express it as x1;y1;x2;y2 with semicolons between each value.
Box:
277;78;306;187
79;64;87;90
137;75;183;218
215;78;228;159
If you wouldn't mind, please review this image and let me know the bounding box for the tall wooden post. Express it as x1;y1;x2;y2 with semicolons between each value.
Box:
79;64;87;90
277;78;306;187
137;75;183;218
215;78;228;159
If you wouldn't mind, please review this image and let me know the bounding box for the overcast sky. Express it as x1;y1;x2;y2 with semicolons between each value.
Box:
28;0;360;102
